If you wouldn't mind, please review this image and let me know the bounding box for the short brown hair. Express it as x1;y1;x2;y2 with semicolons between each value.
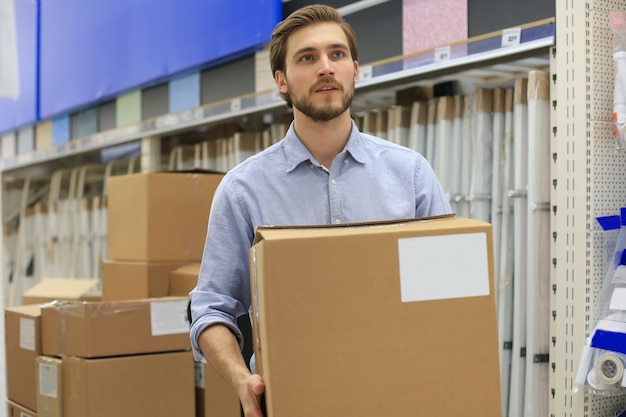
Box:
269;4;358;104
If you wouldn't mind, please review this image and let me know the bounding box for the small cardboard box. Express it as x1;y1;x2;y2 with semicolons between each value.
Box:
195;361;240;417
5;305;41;411
250;216;502;417
107;171;223;262
7;400;37;417
41;297;191;358
102;259;188;301
35;356;62;417
170;263;201;296
63;351;195;417
22;278;101;305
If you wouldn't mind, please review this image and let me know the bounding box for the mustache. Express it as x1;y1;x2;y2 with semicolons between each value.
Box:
311;78;343;93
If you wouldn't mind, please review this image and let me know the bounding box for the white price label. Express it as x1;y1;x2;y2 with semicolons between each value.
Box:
359;65;373;81
434;46;451;63
230;98;242;112
501;28;522;47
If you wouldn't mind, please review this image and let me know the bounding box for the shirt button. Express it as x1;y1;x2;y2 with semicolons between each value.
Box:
310;163;315;169
335;219;341;224
331;179;337;185
343;159;348;164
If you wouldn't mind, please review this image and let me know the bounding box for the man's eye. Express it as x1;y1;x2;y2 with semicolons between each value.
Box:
332;51;345;58
300;55;313;62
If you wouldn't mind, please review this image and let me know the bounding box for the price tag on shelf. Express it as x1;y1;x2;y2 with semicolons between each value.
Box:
434;46;451;63
359;65;373;81
230;98;242;112
501;28;522;47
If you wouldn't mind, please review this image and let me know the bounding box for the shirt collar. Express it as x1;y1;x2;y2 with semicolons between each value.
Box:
283;119;367;172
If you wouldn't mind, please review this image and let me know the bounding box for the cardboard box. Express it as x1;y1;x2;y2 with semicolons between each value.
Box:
22;278;101;305
63;351;195;417
5;305;41;411
41;297;191;358
195;361;240;417
35;356;62;417
7;400;37;417
107;171;223;261
102;259;188;301
250;216;501;417
170;263;201;296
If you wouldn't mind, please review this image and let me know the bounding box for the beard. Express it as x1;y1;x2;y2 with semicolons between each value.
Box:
288;79;354;122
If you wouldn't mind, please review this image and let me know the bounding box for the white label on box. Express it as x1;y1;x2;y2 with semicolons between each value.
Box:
434;46;451;63
38;362;58;398
19;317;35;351
21;412;34;417
609;287;626;311
150;299;190;336
398;232;490;302
195;361;205;388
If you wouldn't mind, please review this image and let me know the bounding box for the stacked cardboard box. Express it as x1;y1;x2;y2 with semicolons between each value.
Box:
103;171;223;301
5;305;41;416
36;297;195;417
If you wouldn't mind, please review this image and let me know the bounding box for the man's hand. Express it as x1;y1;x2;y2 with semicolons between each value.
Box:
239;373;266;417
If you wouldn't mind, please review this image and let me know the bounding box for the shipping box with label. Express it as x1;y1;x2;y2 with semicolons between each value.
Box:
36;356;62;417
107;171;223;261
41;297;190;358
5;305;41;412
250;216;502;417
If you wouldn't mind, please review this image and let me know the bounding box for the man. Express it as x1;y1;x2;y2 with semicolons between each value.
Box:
190;4;452;416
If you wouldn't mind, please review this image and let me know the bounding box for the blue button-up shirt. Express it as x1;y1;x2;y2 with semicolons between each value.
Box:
189;120;452;363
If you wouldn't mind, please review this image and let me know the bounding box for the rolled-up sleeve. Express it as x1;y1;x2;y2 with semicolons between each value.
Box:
189;177;254;362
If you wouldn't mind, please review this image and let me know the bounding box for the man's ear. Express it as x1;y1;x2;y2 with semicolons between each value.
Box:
353;61;359;83
275;71;288;94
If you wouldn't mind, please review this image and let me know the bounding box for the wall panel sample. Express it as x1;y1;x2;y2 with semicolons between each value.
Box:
39;0;282;119
0;0;38;134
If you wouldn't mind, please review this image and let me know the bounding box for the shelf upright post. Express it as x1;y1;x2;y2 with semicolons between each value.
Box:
552;1;626;416
141;136;162;172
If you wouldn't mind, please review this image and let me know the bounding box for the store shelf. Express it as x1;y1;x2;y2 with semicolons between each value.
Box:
0;18;554;173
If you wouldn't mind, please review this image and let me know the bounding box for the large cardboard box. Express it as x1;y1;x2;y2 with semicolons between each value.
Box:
170;263;201;296
107;171;223;262
22;278;100;305
250;216;502;417
35;356;62;417
63;351;195;417
41;297;191;358
5;305;41;411
101;259;188;301
195;361;240;417
7;400;36;417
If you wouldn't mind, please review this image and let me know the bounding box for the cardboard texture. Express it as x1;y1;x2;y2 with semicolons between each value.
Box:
195;362;240;417
170;263;201;296
102;259;188;301
7;400;37;417
35;356;62;417
250;216;502;417
5;305;41;411
63;351;195;417
41;297;191;358
107;172;223;261
21;278;100;305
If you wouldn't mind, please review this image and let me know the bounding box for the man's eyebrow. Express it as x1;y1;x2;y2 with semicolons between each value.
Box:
293;43;349;56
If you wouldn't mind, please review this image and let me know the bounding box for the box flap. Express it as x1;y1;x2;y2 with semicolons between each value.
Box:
23;278;100;300
252;213;458;244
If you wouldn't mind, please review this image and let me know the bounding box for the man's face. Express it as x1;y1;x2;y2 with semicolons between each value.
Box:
276;22;358;122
